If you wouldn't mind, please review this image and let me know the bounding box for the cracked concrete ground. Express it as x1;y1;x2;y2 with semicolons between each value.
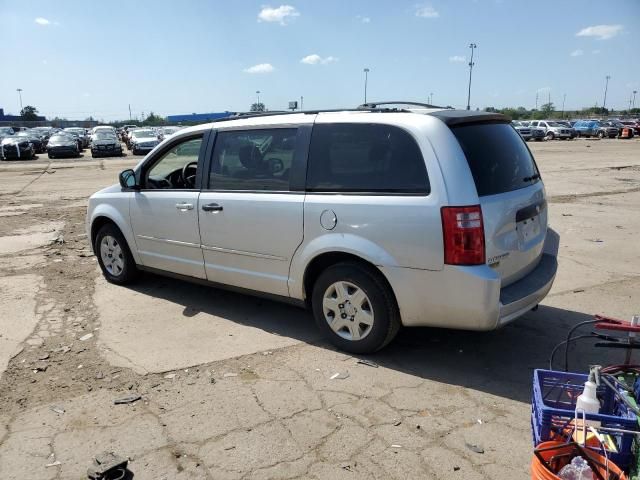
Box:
0;139;639;479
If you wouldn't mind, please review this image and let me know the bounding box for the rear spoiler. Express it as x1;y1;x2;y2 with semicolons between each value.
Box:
428;110;511;127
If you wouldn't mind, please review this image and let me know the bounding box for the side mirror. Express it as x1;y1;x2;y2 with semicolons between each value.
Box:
119;169;139;190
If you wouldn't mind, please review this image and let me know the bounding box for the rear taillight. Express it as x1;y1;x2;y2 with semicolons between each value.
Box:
441;205;486;265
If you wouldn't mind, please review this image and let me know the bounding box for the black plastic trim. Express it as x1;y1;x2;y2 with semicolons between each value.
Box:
516;200;547;223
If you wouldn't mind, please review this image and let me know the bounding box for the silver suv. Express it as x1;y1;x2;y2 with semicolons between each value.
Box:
87;105;558;353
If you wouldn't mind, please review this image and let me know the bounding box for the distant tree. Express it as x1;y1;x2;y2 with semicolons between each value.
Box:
540;102;555;115
484;107;498;113
142;112;167;126
20;105;39;120
84;116;96;122
250;102;265;112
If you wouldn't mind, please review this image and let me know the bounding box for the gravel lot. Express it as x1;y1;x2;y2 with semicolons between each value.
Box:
0;138;639;479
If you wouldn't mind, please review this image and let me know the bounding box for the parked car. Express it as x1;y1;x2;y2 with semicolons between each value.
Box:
14;131;46;153
602;121;634;139
87;107;558;353
529;120;572;140
91;132;123;158
0;136;35;160
572;120;599;137
0;126;15;140
554;121;578;139
159;126;182;140
129;129;160;155
47;133;80;158
519;122;546;141
619;120;640;136
595;122;620;139
64;128;90;148
512;121;532;141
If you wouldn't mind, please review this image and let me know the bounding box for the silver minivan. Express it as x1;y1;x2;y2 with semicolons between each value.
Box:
87;105;558;353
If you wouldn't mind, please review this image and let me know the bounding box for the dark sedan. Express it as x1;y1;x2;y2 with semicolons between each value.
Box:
47;134;80;158
14;131;46;153
1;136;35;160
91;132;123;158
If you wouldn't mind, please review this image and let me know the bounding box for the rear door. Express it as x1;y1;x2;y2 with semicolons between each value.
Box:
450;122;547;286
198;126;308;296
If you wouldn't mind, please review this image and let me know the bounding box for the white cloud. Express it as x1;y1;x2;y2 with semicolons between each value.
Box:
35;17;50;25
300;54;338;65
449;55;466;63
257;5;300;25
570;49;583;57
415;5;439;18
244;63;275;74
357;15;371;23
576;24;623;40
592;49;601;54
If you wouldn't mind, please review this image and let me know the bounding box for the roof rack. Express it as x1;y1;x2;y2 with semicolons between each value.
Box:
358;101;445;109
207;106;411;123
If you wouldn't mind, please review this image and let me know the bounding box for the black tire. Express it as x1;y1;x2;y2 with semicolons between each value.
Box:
94;223;138;285
48;153;54;159
598;131;605;139
311;261;400;354
545;132;555;140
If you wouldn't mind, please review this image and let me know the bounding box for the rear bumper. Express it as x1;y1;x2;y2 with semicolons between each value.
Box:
381;228;559;330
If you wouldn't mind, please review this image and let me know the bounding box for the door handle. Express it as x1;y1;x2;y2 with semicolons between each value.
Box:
175;202;194;211
202;203;223;212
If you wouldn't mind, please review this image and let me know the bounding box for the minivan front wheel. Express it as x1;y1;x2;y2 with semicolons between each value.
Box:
95;223;138;284
311;262;400;353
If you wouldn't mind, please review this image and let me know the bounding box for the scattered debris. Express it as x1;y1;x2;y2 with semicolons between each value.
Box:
50;405;65;414
53;234;65;245
79;333;93;341
356;359;379;368
38;353;50;361
45;461;61;467
113;395;141;405
589;239;604;243
95;371;104;380
562;213;573;217
163;373;176;380
465;442;485;454
224;446;236;451
53;345;71;354
393;421;402;426
477;419;483;424
573;289;585;293
262;351;273;356
391;444;402;449
210;378;216;384
87;451;129;480
223;373;238;378
453;466;460;471
330;372;350;380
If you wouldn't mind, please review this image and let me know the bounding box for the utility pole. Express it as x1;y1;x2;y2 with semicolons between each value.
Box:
16;88;23;112
300;96;304;110
128;104;132;121
429;92;433;105
363;68;370;104
466;43;477;110
630;92;633;112
548;91;551;109
256;90;261;106
535;92;539;110
633;90;638;110
561;93;566;119
602;75;610;111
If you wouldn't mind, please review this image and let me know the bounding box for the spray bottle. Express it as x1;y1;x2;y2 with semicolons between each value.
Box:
575;365;601;433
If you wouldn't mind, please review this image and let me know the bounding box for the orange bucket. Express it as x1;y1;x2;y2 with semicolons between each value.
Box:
531;441;627;480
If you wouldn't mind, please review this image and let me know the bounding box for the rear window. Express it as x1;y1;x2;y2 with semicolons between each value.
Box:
306;123;429;194
451;123;539;197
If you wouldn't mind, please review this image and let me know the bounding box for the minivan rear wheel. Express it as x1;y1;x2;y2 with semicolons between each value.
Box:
311;262;400;353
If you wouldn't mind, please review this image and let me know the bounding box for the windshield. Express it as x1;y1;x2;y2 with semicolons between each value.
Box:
95;132;116;140
49;135;72;142
132;130;155;137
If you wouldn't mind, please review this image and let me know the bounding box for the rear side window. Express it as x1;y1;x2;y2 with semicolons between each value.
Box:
306;123;429;194
451;123;539;197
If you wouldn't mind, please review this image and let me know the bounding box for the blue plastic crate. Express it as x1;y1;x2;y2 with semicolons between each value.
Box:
532;369;640;471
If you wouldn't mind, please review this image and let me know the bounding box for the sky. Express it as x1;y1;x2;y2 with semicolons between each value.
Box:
1;0;639;121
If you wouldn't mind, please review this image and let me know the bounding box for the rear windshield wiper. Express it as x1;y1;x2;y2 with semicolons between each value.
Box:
523;174;541;182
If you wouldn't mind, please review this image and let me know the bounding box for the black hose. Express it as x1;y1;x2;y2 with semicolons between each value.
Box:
564;320;603;371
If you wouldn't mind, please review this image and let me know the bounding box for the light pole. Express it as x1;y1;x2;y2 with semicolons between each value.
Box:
16;88;23;112
562;93;566;119
535;91;539;110
429;92;433;105
466;43;477;110
363;68;370;104
256;90;261;106
633;90;638;110
602;75;610;111
300;96;304;111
